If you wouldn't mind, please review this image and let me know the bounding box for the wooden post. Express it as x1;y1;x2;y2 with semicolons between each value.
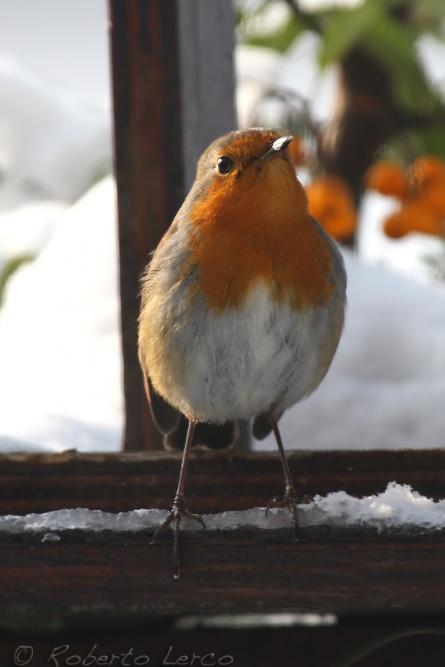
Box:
108;1;237;451
177;1;237;189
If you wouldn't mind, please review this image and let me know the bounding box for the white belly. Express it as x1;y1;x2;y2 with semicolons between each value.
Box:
164;283;343;423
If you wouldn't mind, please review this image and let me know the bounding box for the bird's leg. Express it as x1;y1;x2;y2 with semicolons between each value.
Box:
265;417;299;536
150;420;205;579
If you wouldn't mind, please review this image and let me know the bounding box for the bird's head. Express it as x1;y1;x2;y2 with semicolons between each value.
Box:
187;128;308;230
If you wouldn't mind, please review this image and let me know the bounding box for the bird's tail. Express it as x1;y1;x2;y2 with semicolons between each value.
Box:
163;416;239;451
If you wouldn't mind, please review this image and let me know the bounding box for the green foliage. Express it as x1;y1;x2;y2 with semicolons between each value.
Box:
389;127;442;165
246;16;303;52
318;1;383;68
420;127;445;156
318;0;441;113
368;16;440;113
412;0;445;37
0;255;34;306
238;0;445;110
237;0;445;161
236;0;304;53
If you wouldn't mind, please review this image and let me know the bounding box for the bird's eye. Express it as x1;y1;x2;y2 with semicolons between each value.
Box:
217;156;234;175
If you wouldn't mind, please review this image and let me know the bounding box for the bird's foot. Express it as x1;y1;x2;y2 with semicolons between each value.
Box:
150;495;206;580
265;486;300;538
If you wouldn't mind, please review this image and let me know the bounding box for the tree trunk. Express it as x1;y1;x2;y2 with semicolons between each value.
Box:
319;47;399;208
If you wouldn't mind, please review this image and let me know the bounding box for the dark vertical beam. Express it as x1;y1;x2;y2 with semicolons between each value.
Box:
177;0;237;189
108;1;237;451
109;1;182;452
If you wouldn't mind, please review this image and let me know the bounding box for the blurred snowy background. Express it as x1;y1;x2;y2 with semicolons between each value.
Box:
0;0;444;453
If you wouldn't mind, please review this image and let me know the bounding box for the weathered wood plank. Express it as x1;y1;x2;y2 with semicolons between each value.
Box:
1;449;445;621
110;0;177;452
1;527;445;618
0;449;444;514
177;0;236;189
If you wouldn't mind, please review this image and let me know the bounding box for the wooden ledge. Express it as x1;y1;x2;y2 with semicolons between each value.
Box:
2;448;445;620
1;448;445;514
1;524;445;618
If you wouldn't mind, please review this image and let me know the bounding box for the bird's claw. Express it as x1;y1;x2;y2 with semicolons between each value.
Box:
150;499;206;543
265;488;300;538
150;497;206;580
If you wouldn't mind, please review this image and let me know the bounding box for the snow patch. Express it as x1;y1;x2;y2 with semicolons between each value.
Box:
2;484;445;534
0;57;111;210
0;178;123;451
309;482;445;529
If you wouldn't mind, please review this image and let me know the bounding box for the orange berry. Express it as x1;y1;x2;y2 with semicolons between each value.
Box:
383;201;444;239
306;175;357;241
383;215;408;239
418;183;445;218
414;212;444;236
324;209;357;239
365;161;408;199
411;155;445;189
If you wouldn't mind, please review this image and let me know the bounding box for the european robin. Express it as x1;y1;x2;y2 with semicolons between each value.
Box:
138;128;347;578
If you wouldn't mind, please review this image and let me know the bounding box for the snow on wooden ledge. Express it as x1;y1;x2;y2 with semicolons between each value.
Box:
2;483;445;536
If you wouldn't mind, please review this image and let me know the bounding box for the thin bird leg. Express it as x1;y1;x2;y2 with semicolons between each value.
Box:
150;420;206;579
265;417;299;536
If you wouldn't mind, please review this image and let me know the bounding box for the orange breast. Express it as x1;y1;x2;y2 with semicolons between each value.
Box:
186;166;335;312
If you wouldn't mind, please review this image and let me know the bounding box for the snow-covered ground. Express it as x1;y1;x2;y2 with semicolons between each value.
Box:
0;57;111;211
0;3;444;456
0;178;122;452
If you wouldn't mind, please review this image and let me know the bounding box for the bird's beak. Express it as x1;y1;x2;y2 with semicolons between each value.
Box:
260;135;293;161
